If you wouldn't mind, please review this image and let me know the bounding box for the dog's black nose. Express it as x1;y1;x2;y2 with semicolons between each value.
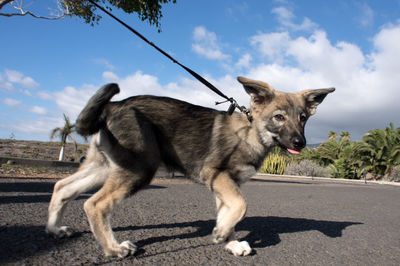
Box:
292;136;306;150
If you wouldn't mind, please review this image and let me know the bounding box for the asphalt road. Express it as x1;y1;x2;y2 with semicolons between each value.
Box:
0;176;399;265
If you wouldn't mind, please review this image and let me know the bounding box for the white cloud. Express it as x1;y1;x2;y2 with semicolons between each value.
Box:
30;106;47;115
4;69;39;89
251;30;366;83
53;71;169;121
193;26;209;41
356;2;374;27
192;26;230;60
93;58;115;70
0;74;13;90
271;6;317;32
273;0;290;4
37;91;52;100
54;84;97;120
102;71;119;82
250;31;291;63
22;89;32;96
192;44;229;61
115;71;163;100
3;98;21;106
105;70;228;108
272;6;294;22
235;53;252;69
369;23;400;74
287;31;365;83
10;116;62;135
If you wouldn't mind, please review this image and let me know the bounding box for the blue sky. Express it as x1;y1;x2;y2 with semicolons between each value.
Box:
1;0;400;143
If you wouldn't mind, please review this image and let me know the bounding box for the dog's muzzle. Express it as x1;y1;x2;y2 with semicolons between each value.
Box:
274;135;306;155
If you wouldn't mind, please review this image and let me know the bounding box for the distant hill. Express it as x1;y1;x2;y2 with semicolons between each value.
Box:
0;139;88;162
307;143;321;149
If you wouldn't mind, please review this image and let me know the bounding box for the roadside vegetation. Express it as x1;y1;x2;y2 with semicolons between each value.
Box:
261;123;400;182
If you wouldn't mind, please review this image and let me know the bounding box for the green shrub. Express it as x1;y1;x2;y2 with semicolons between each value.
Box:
284;160;331;177
260;153;288;175
328;159;359;179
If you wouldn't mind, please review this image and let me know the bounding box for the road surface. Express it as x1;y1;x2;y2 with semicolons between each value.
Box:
0;176;399;265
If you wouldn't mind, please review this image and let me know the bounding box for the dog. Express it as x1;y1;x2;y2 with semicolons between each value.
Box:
46;76;334;257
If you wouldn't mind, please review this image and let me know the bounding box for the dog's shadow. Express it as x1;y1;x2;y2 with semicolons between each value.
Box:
115;216;362;251
237;216;361;248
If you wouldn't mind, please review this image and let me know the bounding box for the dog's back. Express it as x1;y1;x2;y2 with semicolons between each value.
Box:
101;95;221;177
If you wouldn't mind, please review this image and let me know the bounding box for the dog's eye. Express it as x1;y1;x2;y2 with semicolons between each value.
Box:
300;113;307;122
274;114;285;122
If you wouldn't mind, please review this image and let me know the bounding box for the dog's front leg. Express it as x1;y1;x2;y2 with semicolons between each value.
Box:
209;172;252;256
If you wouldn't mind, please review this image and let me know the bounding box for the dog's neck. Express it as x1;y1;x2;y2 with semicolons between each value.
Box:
228;113;271;158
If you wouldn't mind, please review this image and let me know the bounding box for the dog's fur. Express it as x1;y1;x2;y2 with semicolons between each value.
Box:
46;77;334;257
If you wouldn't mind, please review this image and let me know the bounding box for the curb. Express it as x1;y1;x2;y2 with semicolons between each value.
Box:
0;156;79;168
255;173;400;187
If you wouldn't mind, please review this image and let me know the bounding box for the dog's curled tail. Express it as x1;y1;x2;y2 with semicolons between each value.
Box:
75;83;120;136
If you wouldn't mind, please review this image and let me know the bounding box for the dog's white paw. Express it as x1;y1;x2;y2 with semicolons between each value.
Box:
106;241;137;258
45;225;74;238
225;240;252;256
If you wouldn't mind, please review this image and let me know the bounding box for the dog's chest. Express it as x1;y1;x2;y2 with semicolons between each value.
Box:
232;165;257;184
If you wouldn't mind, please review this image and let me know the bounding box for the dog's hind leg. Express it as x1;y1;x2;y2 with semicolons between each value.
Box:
83;167;156;258
210;172;252;256
46;150;109;238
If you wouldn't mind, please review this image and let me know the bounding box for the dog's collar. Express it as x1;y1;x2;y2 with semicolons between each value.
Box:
217;98;253;122
238;105;253;123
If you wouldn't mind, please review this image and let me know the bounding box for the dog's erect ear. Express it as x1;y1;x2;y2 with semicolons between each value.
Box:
237;76;275;105
300;87;335;115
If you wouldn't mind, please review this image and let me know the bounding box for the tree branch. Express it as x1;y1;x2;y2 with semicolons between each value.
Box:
0;0;13;10
0;11;66;19
0;0;68;20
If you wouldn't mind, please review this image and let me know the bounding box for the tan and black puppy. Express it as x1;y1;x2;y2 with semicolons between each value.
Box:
46;77;334;257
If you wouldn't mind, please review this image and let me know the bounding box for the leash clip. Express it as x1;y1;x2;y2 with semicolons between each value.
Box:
227;103;236;115
216;98;236;115
215;98;252;122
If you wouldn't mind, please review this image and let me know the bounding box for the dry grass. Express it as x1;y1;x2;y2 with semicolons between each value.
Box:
0;138;88;162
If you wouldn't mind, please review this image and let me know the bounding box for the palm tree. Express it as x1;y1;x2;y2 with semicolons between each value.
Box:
317;139;341;166
317;136;361;178
294;147;322;164
358;123;400;176
340;131;351;141
51;113;77;161
328;131;338;141
308;124;400;179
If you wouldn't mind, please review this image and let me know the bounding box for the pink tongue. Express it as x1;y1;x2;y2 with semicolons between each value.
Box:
287;148;300;155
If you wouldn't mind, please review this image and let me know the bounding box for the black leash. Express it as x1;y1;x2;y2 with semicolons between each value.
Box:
87;0;251;121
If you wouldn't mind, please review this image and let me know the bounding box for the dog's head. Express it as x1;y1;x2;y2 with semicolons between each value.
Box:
238;77;335;154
